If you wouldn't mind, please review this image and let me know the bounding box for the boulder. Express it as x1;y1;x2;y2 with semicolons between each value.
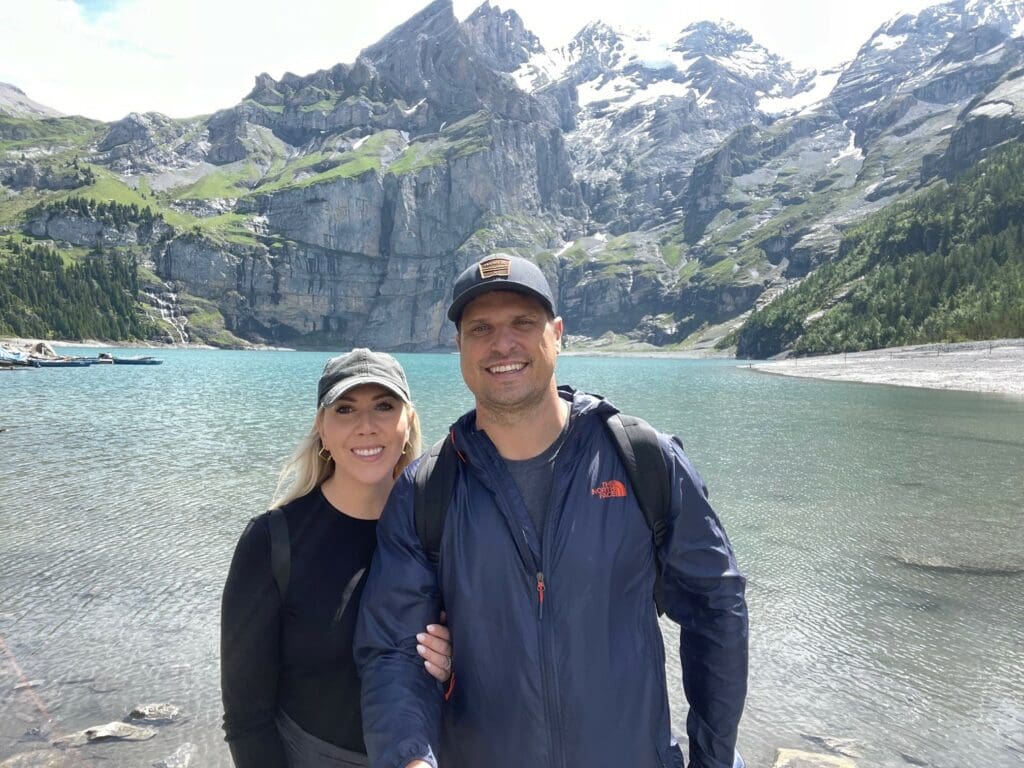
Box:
127;702;181;724
53;721;156;747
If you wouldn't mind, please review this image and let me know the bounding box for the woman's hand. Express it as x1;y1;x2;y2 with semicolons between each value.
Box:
416;612;453;682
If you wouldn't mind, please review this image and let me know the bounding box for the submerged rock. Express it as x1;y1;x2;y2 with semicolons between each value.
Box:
153;742;196;768
799;734;862;758
53;720;156;747
127;703;181;724
772;748;857;768
899;753;929;766
891;553;1024;576
0;750;72;768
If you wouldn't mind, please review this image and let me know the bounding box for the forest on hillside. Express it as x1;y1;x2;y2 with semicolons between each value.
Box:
735;141;1024;359
0;238;159;341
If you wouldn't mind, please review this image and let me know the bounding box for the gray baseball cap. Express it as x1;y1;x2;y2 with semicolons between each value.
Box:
447;253;555;324
317;348;411;408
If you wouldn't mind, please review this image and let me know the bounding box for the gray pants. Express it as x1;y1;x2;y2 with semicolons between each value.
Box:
276;709;369;767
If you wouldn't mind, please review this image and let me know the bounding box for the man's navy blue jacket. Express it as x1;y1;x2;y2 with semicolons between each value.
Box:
355;389;748;768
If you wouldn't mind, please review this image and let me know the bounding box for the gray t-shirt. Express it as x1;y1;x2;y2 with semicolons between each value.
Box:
504;413;571;540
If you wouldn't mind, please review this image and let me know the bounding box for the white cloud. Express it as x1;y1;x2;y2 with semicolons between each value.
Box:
0;0;943;121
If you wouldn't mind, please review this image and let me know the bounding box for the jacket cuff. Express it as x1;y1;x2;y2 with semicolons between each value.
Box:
392;741;437;768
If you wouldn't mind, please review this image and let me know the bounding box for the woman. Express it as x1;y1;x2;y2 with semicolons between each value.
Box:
221;348;451;767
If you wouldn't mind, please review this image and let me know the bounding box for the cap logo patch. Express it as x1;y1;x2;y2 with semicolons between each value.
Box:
479;257;511;279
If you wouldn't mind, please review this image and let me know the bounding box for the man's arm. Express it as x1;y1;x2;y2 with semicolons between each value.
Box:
659;437;749;768
355;469;444;768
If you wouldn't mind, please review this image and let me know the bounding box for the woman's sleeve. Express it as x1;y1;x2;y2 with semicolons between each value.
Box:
220;517;288;768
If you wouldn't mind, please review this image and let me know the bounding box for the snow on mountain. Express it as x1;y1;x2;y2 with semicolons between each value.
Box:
758;67;844;116
512;48;573;91
524;18;821;231
834;0;1024;132
964;0;1024;29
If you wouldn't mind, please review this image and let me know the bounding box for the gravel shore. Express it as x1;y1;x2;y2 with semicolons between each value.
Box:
750;339;1024;397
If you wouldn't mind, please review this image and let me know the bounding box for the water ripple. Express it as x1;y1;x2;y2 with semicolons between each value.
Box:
2;351;1023;767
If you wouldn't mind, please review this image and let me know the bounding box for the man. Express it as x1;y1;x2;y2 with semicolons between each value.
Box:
355;254;748;768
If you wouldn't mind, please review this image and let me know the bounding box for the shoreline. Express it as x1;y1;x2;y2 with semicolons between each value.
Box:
0;337;292;352
1;336;202;350
7;336;1022;397
749;339;1024;398
1;336;726;358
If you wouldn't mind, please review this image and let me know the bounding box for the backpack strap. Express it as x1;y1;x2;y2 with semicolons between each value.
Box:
603;412;670;615
414;431;460;566
267;507;290;599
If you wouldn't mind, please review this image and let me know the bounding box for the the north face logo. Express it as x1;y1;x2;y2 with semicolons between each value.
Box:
591;480;627;499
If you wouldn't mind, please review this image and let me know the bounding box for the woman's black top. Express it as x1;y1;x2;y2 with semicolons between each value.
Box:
221;487;378;767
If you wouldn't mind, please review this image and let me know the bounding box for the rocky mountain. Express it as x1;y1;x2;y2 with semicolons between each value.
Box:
2;0;1023;352
513;19;815;233
0;82;62;118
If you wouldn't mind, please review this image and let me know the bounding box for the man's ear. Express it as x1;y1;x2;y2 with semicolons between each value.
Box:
553;317;564;347
455;331;462;352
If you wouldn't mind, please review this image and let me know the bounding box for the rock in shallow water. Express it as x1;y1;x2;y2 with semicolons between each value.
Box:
53;720;156;747
153;742;196;768
127;702;181;723
0;750;71;768
891;552;1024;576
772;748;857;768
799;734;863;759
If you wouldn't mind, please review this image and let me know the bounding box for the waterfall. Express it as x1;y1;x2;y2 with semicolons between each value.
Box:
141;285;190;344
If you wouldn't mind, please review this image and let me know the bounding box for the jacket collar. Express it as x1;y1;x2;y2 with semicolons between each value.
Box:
450;385;619;461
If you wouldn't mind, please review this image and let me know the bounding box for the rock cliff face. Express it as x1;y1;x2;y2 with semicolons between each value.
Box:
25;209;172;248
0;81;62;118
5;0;1024;350
512;19;815;233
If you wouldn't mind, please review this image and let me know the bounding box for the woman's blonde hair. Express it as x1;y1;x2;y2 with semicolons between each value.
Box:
270;403;422;509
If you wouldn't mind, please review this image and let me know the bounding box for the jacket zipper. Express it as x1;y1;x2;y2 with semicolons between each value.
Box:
539;406;578;768
536;572;545;619
538;437;572;768
470;409;572;768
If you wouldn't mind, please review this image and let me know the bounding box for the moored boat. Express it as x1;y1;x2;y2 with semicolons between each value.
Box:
28;358;94;367
112;355;163;365
0;348;31;367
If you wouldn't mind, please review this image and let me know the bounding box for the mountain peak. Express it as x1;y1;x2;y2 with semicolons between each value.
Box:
463;1;544;72
572;20;624;47
362;0;459;62
674;19;755;56
0;81;63;119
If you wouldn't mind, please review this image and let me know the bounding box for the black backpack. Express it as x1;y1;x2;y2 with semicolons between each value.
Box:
413;409;674;614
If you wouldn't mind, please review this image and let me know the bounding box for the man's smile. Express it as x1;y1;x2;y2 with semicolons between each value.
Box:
486;362;527;374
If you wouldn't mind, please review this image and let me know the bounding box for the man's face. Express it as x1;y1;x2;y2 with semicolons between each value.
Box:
456;290;563;417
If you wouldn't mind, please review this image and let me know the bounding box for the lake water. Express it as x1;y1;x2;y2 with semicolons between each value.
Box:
1;349;1022;767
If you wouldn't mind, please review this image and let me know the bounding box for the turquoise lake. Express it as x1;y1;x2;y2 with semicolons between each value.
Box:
1;349;1022;767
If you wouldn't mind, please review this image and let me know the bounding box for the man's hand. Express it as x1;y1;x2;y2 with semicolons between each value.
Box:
405;762;432;768
416;614;453;682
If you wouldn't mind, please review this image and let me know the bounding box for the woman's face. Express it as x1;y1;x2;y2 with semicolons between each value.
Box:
318;383;410;491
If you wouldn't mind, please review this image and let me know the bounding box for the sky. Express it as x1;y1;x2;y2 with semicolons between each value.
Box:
0;0;942;122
